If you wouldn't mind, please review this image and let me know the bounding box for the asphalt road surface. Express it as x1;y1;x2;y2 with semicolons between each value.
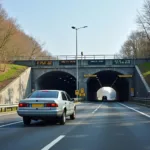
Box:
0;102;150;150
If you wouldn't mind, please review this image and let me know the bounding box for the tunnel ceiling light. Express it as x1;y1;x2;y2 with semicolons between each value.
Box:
84;74;97;78
118;74;132;78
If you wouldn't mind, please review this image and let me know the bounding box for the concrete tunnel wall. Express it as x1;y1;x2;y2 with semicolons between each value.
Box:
86;70;130;101
32;67;134;101
133;66;150;97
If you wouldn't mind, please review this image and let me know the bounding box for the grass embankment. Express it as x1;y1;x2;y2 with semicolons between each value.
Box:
138;62;150;86
0;64;27;91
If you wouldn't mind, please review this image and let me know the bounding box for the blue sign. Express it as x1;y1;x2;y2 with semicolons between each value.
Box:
88;60;105;65
59;60;76;65
112;59;131;65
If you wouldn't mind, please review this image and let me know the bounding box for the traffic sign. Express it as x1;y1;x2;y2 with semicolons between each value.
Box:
130;88;134;96
112;59;131;65
36;60;53;66
80;88;85;94
75;90;79;96
88;60;105;65
79;93;86;97
118;74;132;78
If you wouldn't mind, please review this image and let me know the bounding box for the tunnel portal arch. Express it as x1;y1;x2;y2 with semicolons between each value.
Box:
35;71;76;98
87;70;130;102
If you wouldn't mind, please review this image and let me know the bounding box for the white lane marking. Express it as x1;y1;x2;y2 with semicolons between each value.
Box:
0;112;17;117
0;121;23;128
41;135;65;150
92;104;102;114
119;103;150;118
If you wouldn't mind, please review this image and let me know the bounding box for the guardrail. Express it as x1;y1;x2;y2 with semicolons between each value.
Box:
0;104;18;112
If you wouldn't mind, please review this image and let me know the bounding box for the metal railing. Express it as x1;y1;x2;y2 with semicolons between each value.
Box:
12;54;128;60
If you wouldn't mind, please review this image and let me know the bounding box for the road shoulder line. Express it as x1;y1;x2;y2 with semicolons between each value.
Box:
119;103;150;118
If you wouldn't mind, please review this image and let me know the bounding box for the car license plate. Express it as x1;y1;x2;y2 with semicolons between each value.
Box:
32;104;44;108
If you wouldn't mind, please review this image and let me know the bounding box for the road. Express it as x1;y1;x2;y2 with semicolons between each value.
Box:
0;102;150;150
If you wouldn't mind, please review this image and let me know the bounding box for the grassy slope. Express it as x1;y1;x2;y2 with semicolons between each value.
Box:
138;62;150;86
0;64;27;90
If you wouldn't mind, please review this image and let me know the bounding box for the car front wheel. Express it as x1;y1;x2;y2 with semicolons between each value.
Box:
23;117;31;126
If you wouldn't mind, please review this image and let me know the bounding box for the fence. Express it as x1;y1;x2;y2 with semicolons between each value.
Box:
11;54;136;60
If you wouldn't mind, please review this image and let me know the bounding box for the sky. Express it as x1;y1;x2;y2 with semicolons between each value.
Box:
1;0;144;56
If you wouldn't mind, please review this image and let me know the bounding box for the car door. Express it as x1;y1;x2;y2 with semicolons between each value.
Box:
61;92;70;116
66;93;74;114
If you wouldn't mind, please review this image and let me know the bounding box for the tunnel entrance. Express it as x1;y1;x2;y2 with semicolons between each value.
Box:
36;71;76;98
97;87;116;101
87;70;129;102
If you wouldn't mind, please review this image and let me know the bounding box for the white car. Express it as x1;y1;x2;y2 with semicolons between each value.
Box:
17;90;76;125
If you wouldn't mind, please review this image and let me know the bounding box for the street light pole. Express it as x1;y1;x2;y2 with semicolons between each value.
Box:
75;29;79;92
72;26;87;97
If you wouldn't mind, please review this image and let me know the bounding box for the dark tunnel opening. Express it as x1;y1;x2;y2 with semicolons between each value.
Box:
87;70;129;102
36;71;76;98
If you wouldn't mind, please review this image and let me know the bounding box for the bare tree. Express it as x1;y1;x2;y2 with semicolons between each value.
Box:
0;20;16;71
0;4;7;27
136;0;150;41
0;3;52;67
119;31;149;58
28;37;44;60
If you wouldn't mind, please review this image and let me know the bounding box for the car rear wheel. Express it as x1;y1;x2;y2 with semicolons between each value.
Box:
23;117;31;126
60;111;66;125
70;108;76;120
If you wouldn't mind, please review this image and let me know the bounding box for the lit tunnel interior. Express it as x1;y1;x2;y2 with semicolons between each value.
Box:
87;70;129;102
97;87;116;100
36;71;76;98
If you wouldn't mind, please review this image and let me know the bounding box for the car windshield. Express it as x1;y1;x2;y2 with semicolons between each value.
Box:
29;91;59;98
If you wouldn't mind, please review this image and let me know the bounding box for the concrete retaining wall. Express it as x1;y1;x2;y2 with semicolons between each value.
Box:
0;68;31;104
133;66;150;97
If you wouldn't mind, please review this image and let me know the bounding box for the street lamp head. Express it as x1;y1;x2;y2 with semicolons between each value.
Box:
83;26;88;28
72;26;76;29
